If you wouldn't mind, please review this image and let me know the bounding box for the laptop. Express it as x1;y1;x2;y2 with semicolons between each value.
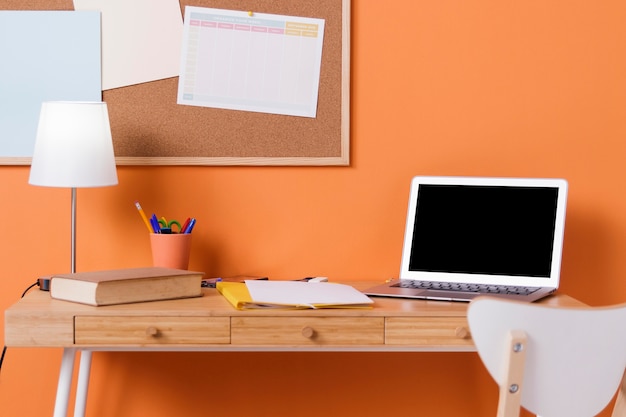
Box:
363;176;568;302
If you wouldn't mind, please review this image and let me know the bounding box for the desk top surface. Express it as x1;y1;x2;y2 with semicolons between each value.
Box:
5;281;583;318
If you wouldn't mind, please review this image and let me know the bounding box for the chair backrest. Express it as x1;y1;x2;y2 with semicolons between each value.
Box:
467;296;626;417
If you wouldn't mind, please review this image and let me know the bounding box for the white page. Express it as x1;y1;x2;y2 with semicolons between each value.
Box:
0;11;101;158
74;0;183;90
178;7;325;118
245;281;373;306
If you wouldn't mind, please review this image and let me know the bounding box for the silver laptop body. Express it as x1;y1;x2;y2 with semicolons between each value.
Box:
364;176;568;302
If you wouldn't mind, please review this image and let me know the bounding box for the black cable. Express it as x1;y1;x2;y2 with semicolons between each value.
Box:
0;281;40;374
21;281;39;298
0;346;6;370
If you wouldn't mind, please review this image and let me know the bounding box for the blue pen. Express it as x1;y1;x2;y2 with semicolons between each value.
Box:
150;214;161;233
185;218;196;234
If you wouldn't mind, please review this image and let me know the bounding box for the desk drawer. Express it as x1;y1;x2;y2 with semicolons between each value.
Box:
74;316;230;345
231;317;385;345
385;317;473;347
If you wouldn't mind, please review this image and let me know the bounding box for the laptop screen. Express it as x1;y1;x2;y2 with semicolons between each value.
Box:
400;177;568;287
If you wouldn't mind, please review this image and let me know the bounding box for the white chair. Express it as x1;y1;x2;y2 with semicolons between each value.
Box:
467;296;626;417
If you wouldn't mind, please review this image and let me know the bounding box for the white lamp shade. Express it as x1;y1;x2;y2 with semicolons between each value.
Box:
29;101;118;188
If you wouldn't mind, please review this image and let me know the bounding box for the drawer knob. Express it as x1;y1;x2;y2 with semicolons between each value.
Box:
146;326;160;337
301;326;315;339
455;326;470;339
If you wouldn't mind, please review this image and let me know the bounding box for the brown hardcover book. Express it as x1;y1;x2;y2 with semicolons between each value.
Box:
50;267;204;306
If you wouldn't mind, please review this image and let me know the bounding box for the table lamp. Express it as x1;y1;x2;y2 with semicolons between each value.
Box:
29;101;118;274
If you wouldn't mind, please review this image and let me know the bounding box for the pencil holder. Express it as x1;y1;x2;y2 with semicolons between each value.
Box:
150;233;192;270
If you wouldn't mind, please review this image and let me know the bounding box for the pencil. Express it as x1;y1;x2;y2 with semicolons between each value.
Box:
134;201;153;233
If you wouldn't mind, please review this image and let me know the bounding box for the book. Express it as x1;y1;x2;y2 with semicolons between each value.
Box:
216;280;374;310
50;267;204;306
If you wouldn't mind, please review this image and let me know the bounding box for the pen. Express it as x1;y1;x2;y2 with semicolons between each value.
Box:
180;217;191;234
135;202;153;233
184;218;196;234
150;214;161;233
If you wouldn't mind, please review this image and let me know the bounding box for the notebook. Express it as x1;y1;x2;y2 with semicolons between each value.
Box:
363;176;568;302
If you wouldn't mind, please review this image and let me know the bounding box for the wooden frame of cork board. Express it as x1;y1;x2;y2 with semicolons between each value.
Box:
0;0;350;166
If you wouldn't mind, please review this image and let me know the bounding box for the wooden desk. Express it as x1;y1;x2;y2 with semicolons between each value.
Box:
4;283;583;417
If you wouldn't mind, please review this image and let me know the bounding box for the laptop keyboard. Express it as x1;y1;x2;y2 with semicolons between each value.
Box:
392;280;539;296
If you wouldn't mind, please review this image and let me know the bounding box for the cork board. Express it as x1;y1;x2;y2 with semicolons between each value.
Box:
0;0;350;166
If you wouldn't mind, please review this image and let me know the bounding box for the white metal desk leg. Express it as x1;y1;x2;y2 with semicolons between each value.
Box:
53;348;76;417
74;351;92;417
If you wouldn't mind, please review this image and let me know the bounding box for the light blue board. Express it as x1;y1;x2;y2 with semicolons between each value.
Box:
0;11;101;159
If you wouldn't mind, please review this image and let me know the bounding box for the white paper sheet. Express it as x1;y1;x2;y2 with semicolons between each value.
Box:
245;281;373;307
178;7;325;118
73;0;183;90
0;11;101;158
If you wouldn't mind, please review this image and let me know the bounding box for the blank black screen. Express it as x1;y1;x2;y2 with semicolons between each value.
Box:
409;185;559;277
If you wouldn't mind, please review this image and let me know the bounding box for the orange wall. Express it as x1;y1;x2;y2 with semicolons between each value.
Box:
2;1;626;416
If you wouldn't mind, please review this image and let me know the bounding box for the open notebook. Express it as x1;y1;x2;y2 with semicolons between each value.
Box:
363;176;568;302
217;280;373;309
